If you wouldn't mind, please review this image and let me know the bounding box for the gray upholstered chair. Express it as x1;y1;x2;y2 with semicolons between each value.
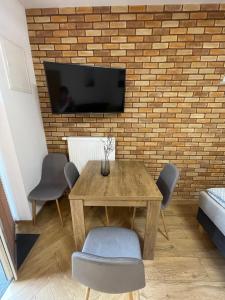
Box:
64;162;79;190
72;227;145;300
28;153;68;226
156;163;180;240
132;163;179;240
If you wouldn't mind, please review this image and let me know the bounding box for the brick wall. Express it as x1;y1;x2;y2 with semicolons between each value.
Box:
27;4;225;201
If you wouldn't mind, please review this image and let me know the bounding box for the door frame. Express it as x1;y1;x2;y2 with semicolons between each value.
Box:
0;224;17;280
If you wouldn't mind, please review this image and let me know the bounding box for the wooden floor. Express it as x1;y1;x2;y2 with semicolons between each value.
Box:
2;198;225;300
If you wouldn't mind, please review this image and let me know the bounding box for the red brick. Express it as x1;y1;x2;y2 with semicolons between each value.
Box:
200;4;220;11
129;6;146;13
51;16;67;23
26;9;42;16
42;8;59;15
58;8;76;14
165;5;182;12
27;4;225;202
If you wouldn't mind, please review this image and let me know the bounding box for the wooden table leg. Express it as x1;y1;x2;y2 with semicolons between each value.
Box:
143;201;161;260
70;200;85;251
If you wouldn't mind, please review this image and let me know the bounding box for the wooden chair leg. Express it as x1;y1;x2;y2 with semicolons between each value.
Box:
131;207;136;229
105;206;109;225
85;287;90;300
56;199;63;226
137;290;140;300
160;209;169;240
32;200;36;225
128;292;134;300
198;224;204;233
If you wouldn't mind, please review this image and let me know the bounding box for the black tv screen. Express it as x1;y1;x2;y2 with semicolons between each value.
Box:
44;61;126;114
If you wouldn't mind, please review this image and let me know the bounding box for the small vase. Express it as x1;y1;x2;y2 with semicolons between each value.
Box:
101;159;110;176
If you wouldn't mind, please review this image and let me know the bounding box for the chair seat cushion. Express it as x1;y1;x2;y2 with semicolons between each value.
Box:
82;227;142;259
28;182;67;201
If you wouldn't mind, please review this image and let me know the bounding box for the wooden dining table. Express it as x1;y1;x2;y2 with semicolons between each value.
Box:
69;160;162;260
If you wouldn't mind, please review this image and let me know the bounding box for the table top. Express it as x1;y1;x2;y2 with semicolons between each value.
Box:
69;160;162;202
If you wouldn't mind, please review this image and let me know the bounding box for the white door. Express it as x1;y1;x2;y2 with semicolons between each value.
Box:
0;226;17;281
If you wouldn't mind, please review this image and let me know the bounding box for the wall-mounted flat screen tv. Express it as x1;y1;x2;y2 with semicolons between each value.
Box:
44;61;126;114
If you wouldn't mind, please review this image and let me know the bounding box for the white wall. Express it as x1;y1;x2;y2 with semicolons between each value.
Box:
20;0;223;9
0;0;47;220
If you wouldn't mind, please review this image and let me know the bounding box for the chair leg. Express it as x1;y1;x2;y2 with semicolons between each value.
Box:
160;209;169;240
105;206;109;225
128;292;134;300
85;287;90;300
32;200;36;225
198;224;204;233
131;207;136;229
56;199;63;226
137;290;140;300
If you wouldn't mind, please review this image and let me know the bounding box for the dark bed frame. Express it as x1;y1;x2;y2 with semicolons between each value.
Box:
197;208;225;257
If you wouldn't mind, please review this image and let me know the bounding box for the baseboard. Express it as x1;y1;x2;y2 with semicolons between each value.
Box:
171;200;198;206
15;202;44;224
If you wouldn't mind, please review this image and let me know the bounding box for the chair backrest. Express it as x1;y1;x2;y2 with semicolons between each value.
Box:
72;252;145;294
156;163;180;208
41;153;68;185
64;162;79;190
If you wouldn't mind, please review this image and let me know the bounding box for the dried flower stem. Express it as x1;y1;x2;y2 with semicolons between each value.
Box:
102;137;114;161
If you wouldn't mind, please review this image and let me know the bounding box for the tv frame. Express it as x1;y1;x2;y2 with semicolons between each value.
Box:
44;61;126;114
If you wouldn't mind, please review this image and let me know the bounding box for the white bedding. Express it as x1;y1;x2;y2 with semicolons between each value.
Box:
200;191;225;236
207;188;225;209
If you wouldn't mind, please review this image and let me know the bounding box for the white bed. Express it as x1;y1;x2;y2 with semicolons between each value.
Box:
199;191;225;236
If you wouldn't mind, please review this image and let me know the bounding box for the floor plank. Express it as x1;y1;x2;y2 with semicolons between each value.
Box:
2;198;225;300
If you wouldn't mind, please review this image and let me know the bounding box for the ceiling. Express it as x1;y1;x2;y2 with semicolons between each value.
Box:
19;0;223;9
